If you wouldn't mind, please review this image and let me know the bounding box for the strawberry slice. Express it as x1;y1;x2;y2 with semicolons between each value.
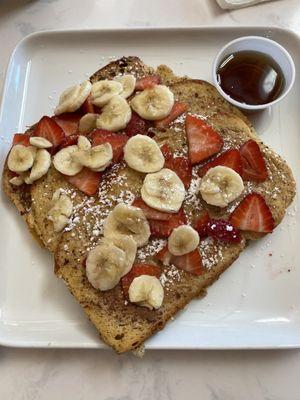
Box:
135;75;161;91
121;263;162;298
240;140;268;182
53;113;81;137
185;115;223;164
198;149;243;177
229;193;275;233
124;112;148;137
149;209;186;237
161;144;192;189
193;211;210;238
59;134;79;149
156;246;203;276
207;219;241;243
33;116;65;147
66;168;102;196
80;95;95;114
91;129;128;163
154;102;187;129
12;134;30;146
132;198;172;221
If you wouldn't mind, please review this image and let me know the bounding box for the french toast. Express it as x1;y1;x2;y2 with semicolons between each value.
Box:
2;57;296;353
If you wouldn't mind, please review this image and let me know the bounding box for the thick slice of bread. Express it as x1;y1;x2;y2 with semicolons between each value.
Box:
54;59;295;352
2;57;296;353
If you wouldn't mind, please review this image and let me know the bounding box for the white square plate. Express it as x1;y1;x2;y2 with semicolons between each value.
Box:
0;27;299;349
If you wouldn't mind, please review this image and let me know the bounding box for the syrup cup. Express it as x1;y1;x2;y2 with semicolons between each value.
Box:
212;36;295;112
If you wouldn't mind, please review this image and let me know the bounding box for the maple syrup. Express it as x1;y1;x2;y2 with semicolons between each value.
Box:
217;51;284;105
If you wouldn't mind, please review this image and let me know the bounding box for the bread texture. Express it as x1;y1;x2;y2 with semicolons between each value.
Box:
2;57;296;353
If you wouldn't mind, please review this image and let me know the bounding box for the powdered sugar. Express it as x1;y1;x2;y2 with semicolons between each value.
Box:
137;238;166;262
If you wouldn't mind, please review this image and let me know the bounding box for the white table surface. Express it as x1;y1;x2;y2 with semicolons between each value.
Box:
1;0;300;398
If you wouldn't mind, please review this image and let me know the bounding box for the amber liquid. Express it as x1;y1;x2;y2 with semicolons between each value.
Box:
217;51;284;106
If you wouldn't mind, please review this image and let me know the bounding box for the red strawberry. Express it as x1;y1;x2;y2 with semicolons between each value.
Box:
156;246;203;276
33;116;65;147
206;219;241;243
132;198;172;221
161;144;192;189
59;134;79;149
240;140;268;182
229;193;275;233
91;129;128;163
185;115;223;164
149;209;186;237
53;113;81;136
80;95;95;114
165;155;192;189
193;212;210;238
160;143;173;160
155;102;187;129
121;263;162;298
124;112;148;137
66;168;101;196
135;75;161;91
198;149;243;177
12;134;30;146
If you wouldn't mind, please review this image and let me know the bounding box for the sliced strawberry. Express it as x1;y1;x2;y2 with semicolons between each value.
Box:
80;95;95;114
160;144;192;189
66;168;101;196
59;134;79;149
155;102;187;129
135;75;161;91
229;193;275;233
156;246;203;276
185;115;223;164
132;198;172;221
149;209;186;237
166;156;192;189
121;263;162;298
33;116;65;147
160;143;173;160
198;149;243;177
12;134;30;146
91;129;128;163
53;113;81;137
193;211;210;238
124;112;148;137
240;140;268;182
207;219;241;243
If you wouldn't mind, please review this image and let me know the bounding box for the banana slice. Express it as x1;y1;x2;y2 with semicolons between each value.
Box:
96;95;132;132
72;142;112;171
9;176;24;186
114;75;136;99
29;137;52;149
54;80;92;115
78;113;98;134
168;225;199;256
124;135;164;173
25;149;51;184
130;85;174;121
103;203;150;247
91;80;123;107
199;166;244;207
107;235;137;276
48;190;73;232
141;168;185;213
77;135;92;151
53;145;83;176
8;144;35;173
129;275;164;309
86;241;127;291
